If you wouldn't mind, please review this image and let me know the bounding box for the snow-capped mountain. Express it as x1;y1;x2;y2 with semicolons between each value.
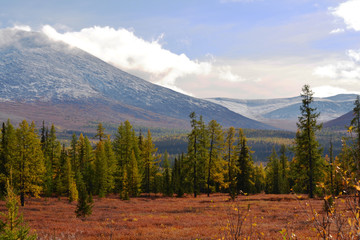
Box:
0;29;273;130
208;94;358;130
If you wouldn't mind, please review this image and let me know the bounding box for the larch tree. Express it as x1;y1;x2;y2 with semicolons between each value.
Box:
13;120;45;206
94;122;105;141
128;150;141;197
142;129;159;195
206;119;224;196
225;127;237;200
94;141;108;197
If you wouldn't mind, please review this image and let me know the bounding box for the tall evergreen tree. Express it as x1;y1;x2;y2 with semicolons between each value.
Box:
236;128;254;194
171;154;185;197
75;173;93;219
42;124;61;196
187;112;201;197
162;151;172;197
293;85;324;198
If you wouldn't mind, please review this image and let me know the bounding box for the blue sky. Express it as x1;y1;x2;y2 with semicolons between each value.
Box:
1;0;360;99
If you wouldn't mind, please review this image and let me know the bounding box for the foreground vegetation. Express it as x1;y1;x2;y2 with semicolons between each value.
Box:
0;193;344;239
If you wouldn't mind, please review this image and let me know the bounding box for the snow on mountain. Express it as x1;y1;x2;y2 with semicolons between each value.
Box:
208;94;358;130
0;29;274;130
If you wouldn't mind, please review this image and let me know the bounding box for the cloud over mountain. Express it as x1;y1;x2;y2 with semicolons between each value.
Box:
41;25;243;95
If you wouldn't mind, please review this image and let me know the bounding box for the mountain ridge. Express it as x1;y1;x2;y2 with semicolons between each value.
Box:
0;29;274;131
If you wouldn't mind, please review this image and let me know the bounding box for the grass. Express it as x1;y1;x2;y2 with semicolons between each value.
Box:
0;193;330;239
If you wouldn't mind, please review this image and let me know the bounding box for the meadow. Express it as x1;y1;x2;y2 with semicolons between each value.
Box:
0;193;331;239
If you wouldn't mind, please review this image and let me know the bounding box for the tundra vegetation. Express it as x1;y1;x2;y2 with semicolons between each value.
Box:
0;85;360;239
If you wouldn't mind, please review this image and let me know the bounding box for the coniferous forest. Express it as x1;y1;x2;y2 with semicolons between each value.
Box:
1;85;360;238
0;85;359;202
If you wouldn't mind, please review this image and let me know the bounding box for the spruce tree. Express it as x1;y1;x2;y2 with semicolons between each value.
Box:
236;128;254;194
225;127;237;200
171;154;185;197
42;124;61;196
75;173;93;219
162;151;172;197
293;85;324;198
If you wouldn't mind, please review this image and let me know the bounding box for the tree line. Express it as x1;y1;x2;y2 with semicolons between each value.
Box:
0;84;360;208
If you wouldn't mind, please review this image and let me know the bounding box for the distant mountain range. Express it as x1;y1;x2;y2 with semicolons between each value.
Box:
208;94;358;131
0;29;273;132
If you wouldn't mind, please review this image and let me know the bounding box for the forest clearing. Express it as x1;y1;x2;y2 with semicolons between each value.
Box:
0;193;342;239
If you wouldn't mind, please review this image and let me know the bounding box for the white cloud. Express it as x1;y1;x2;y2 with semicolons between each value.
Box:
41;25;244;95
314;49;360;81
12;25;31;32
331;0;360;31
329;28;345;34
312;85;360;98
217;66;245;82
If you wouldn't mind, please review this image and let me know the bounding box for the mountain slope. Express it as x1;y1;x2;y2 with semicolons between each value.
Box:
323;110;353;129
0;29;273;130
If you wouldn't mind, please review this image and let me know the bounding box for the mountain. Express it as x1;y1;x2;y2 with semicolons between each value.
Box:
323;110;353;129
208;94;358;131
0;29;273;131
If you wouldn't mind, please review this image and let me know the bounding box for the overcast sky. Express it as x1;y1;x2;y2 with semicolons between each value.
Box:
1;0;360;99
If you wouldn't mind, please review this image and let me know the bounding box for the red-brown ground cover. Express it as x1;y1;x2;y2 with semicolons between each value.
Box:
0;193;330;239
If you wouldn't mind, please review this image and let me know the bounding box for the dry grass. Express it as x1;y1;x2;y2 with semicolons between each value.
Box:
0;193;329;239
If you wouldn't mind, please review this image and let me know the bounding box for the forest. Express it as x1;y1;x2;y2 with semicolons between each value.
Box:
1;85;360;239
